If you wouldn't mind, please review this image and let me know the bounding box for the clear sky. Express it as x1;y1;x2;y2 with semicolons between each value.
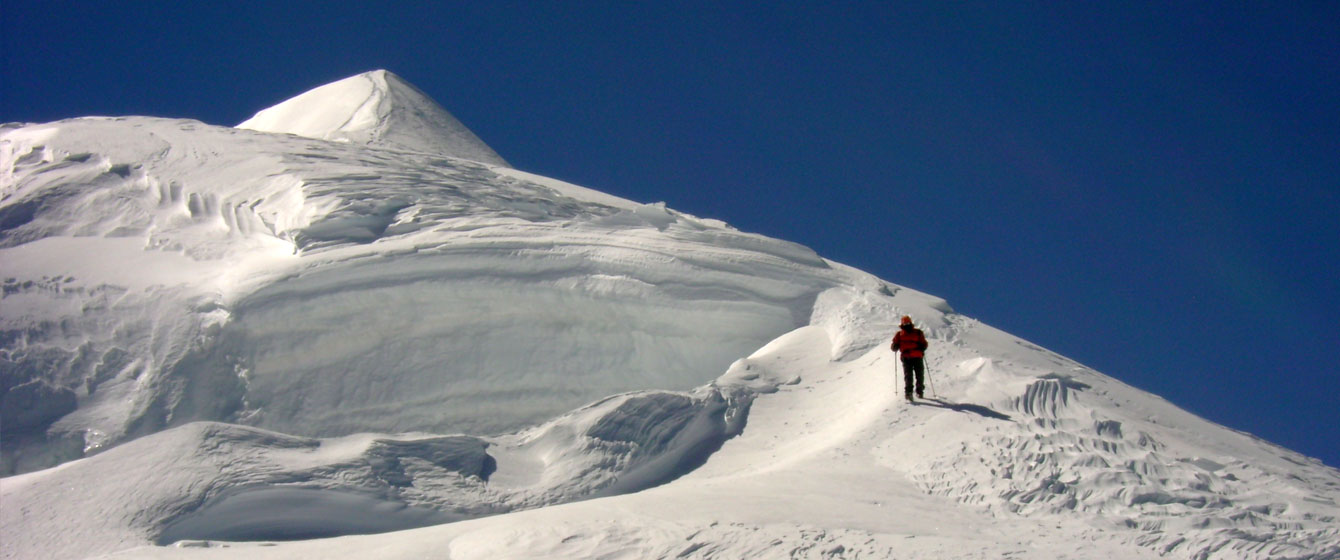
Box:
4;3;1337;467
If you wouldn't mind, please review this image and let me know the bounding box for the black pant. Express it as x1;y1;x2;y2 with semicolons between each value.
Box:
902;357;925;396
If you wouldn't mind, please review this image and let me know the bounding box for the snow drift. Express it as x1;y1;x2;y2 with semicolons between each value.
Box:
3;70;1339;560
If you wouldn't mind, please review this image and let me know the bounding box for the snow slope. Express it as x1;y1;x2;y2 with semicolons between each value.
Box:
3;71;1339;559
11;309;1338;559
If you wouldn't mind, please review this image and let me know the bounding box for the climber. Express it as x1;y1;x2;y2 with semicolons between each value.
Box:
891;315;929;401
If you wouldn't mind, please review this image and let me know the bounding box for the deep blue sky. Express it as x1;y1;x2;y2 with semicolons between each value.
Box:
4;3;1337;467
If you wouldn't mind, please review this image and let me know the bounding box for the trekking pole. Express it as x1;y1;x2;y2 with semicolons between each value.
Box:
926;357;938;399
894;351;901;396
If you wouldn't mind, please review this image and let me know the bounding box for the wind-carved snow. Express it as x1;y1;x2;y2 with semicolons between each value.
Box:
0;384;751;559
3;73;1340;560
1;102;835;473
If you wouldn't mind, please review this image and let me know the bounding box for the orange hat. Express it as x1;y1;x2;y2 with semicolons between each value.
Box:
900;315;913;325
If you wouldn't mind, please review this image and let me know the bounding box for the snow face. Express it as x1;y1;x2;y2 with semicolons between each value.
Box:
0;111;838;472
4;74;1340;560
237;70;509;167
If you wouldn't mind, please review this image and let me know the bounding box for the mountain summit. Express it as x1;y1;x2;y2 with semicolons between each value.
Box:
237;70;509;166
3;74;1339;560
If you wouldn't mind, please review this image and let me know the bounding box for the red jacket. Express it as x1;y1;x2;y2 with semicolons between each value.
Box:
891;327;928;359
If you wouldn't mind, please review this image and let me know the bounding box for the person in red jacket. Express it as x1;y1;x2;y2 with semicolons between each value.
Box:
891;315;929;401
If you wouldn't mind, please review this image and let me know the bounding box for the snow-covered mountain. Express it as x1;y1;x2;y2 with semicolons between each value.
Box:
237;69;509;167
2;71;1338;560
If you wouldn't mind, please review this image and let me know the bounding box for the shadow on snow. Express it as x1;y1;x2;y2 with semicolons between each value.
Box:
916;398;1013;422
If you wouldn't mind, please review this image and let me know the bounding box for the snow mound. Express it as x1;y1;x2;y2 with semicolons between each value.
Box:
237;70;508;166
